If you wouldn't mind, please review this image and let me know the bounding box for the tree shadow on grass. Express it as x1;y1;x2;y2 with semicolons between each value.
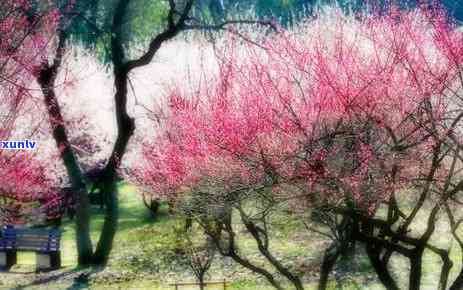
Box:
10;268;80;290
64;271;93;290
10;267;105;290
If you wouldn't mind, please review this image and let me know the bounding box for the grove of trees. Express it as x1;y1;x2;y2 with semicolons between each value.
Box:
132;4;463;290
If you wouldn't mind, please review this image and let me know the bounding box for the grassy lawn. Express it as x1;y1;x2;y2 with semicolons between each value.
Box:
0;183;412;289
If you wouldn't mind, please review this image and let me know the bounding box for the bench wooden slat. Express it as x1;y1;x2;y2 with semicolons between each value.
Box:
16;230;51;235
15;238;61;242
16;237;50;241
16;232;52;236
14;241;51;246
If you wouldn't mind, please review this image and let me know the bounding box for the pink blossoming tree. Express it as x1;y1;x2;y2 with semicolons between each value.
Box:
132;4;463;290
0;0;62;226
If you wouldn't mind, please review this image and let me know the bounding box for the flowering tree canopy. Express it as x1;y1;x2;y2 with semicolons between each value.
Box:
0;0;62;225
133;5;461;215
127;4;463;289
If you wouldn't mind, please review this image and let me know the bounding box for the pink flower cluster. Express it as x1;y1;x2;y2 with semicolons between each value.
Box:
133;5;463;212
0;0;61;224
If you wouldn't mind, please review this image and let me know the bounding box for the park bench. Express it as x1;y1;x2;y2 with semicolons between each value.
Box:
0;226;61;271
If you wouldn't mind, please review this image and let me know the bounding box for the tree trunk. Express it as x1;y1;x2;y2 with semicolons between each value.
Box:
318;244;341;290
92;180;118;265
409;249;423;290
142;194;160;218
261;247;304;290
229;252;283;290
434;249;452;290
199;274;205;290
38;64;94;266
74;187;94;266
365;244;399;290
92;66;134;265
242;216;304;290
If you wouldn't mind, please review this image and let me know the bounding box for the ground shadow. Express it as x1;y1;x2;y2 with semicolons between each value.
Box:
9;266;106;290
10;268;80;290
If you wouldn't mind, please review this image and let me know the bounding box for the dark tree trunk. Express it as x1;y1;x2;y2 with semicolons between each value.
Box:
359;217;399;290
318;244;341;290
241;215;304;290
142;194;160;218
365;244;399;290
92;181;119;265
228;252;283;290
87;0;136;266
437;251;452;290
409;249;423;290
38;63;94;266
91;60;134;265
212;214;284;290
88;0;194;264
198;274;205;290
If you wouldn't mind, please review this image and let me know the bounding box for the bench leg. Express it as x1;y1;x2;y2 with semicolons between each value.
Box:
0;250;17;270
36;251;61;272
50;251;61;269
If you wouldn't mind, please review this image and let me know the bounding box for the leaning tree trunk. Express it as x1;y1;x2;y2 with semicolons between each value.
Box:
318;243;341;290
228;251;284;290
38;62;94;265
240;213;304;290
359;217;399;290
365;244;399;290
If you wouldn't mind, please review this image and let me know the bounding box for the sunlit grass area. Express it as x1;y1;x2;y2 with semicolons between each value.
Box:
3;184;461;290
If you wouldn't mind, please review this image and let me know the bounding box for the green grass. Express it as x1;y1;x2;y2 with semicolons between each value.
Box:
0;183;392;289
